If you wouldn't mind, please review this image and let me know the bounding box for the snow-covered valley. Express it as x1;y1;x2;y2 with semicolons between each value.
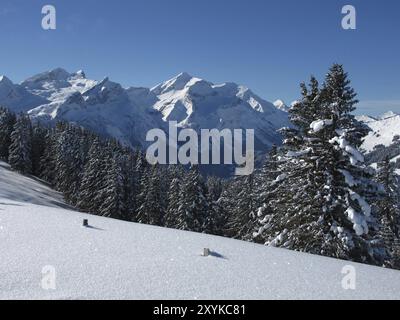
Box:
1;161;400;300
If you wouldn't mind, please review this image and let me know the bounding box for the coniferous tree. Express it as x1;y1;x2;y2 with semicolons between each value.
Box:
31;124;48;176
165;176;181;228
55;124;85;205
39;128;58;185
226;174;258;241
98;145;127;219
260;65;381;264
176;165;209;232
136;165;165;226
78;137;105;213
376;156;400;266
254;145;283;244
0;107;16;161
8;114;33;174
204;176;226;236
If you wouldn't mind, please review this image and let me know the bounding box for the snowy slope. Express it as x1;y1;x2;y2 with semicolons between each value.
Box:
0;75;48;113
358;112;400;152
0;161;68;209
0;69;289;151
1;161;400;300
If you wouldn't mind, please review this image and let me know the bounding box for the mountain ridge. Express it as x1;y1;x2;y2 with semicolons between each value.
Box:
0;69;290;154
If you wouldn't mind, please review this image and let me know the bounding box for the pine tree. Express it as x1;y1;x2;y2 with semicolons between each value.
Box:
260;65;381;264
78;137;106;214
55;124;85;205
164;165;187;229
204;176;226;236
226;174;258;241
376;156;400;266
31;124;48;176
0;107;16;161
8;114;33;174
98;145;127;219
176;165;209;232
136;165;165;226
253;145;283;244
39;128;58;185
218;177;242;237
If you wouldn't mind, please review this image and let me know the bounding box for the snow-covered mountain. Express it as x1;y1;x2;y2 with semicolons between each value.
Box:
273;99;290;112
1;160;400;300
0;69;289;152
357;111;400;153
0;75;48;113
357;111;400;175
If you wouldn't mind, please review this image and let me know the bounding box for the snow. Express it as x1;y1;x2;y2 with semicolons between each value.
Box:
349;191;371;217
330;135;364;164
1;161;400;300
274;173;287;183
339;169;357;187
310;119;333;132
346;207;368;236
273;99;290;112
359;112;400;152
286;148;311;158
0;162;68;209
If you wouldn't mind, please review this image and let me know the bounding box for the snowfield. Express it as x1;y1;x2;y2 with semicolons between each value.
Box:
359;112;400;152
1;161;400;300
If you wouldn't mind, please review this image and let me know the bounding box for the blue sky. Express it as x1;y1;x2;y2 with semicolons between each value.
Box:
0;0;399;116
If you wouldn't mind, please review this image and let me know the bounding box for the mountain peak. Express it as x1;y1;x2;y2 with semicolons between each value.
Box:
379;111;399;120
22;68;72;86
273;99;290;112
151;72;198;95
47;68;71;79
72;70;86;79
0;75;13;86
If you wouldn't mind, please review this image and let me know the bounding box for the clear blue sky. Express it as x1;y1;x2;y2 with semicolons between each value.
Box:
0;0;399;116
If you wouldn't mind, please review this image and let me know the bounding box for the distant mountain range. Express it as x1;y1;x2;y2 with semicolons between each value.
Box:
0;68;290;153
1;68;399;175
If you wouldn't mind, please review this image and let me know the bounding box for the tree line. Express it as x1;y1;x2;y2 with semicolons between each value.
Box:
0;64;399;269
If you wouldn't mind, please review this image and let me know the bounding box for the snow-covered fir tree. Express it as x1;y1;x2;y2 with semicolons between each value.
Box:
8;114;33;174
164;165;187;229
253;145;283;244
204;176;226;236
376;156;400;266
136;164;165;226
77;137;106;214
39;127;58;186
259;65;381;264
55;123;85;205
225;174;258;241
164;176;181;229
98;143;127;219
175;165;209;232
31;124;48;177
0;107;16;161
